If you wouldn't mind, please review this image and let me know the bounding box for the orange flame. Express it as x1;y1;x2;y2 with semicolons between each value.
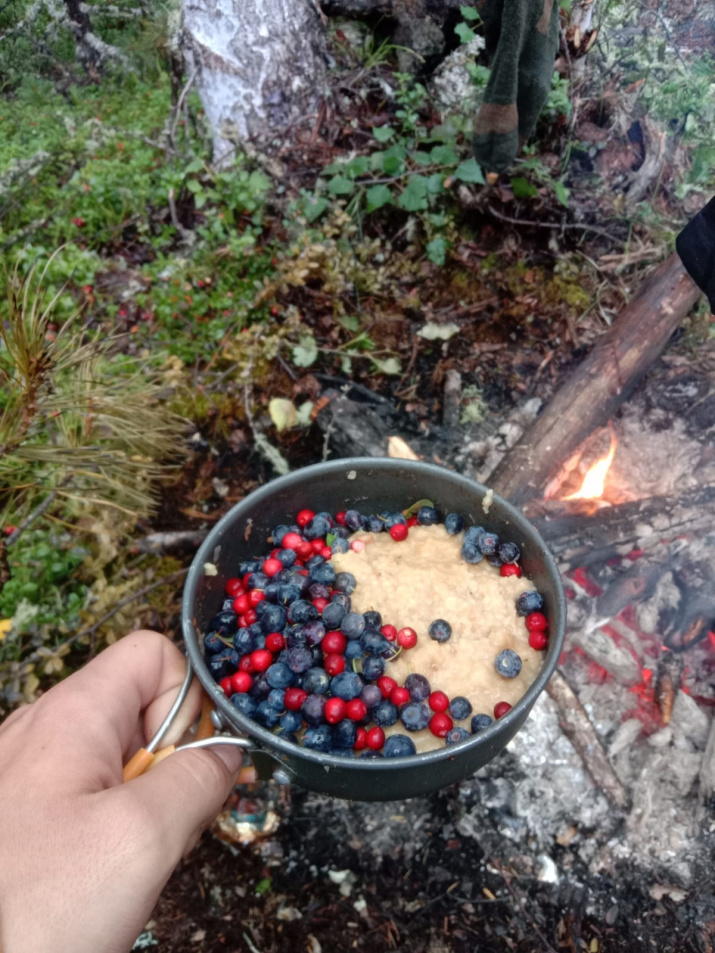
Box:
565;432;617;500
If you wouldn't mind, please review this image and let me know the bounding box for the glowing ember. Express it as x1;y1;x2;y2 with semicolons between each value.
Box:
565;432;617;500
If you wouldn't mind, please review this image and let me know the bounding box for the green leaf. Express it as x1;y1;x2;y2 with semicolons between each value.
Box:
460;4;481;19
194;192;207;209
403;498;434;518
425;238;449;267
365;184;394;212
295;400;314;427
185;158;204;174
255;877;272;896
418;320;460;339
268;398;297;431
303;194;329;223
371;356;402;375
340;354;353;375
372;125;395;142
344;155;370;177
455;22;476;43
511;176;539;198
340;314;360;332
380;146;406;176
325;533;336;546
397;175;429;212
412;151;433;166
185;178;202;194
553;180;570;207
426;173;446;195
292;335;319;367
454;158;485;184
328;175;355;196
430;144;459;165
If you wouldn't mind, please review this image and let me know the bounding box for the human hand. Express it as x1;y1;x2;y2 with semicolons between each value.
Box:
0;630;245;953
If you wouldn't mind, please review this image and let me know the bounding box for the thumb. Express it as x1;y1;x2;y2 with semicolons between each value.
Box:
119;743;243;861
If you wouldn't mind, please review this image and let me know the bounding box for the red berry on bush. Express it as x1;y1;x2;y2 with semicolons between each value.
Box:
389;523;408;541
282;532;303;550
354;727;367;750
324;653;345;675
238;655;254;673
325;697;347;724
335;511;347;525
313;597;329;612
233;594;249;614
285;687;307;710
397;627;417;649
262;558;282;577
390;686;410;707
225;578;243;597
525;611;548;631
297;509;315;527
346;698;367;721
528;629;548;651
231;671;252;694
429;712;453;737
380;624;397;641
248;589;265;607
322;631;347;654
494;701;512;719
500;564;522;578
377;676;397;698
429;690;449;713
265;632;286;652
219;676;233;697
251;649;272;672
366;726;385;750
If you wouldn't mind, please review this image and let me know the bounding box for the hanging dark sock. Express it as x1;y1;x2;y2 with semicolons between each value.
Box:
676;196;715;312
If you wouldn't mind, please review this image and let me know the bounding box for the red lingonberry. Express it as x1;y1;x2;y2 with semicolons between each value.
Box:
242;573;252;587
232;593;249;614
325;697;347;724
238;655;254;673
282;531;303;550
225;578;244;597
407;516;418;527
251;649;272;672
248;589;265;607
296;509;315;527
429;712;453;737
321;546;332;560
238;614;248;628
262;557;282;577
377;676;397;698
346;698;367;721
429;691;449;713
390;686;410;707
219;676;233;697
297;541;313;560
243;608;257;626
311;539;325;553
366;726;385;750
350;539;366;553
322;631;347;654
494;701;512;719
525;611;548;631
335;511;347;525
380;624;397;641
265;632;286;652
231;671;252;694
389;523;408;541
500;564;522;578
397;627;417;649
354;727;368;750
313;597;329;612
270;547;282;558
324;653;345;675
285;687;307;711
528;630;548;651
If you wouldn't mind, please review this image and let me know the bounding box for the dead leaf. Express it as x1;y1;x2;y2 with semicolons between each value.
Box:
268;398;297;432
387;436;420;460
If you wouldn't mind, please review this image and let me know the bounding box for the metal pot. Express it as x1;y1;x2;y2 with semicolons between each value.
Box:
183;458;566;801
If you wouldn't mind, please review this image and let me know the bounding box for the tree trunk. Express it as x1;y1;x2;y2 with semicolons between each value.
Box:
182;0;328;165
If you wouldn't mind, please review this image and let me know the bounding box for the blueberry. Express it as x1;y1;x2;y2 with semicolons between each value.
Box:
276;548;298;568
247;571;269;590
334;572;357;595
341;612;366;640
330;592;351;611
277;729;299;745
232;628;254;654
276;649;291;667
239;559;262;575
330;671;363;701
254;600;269;618
310;562;336;586
361;684;383;709
309;582;330;601
471;713;493;733
284;626;306;648
400;702;430;731
305;555;326;571
331;525;350;540
333;719;358;749
263;581;282;603
271;525;292;545
363;610;382;629
301;693;327;726
448;696;473;721
322;602;346;630
384;734;417;757
332;747;355;758
208;650;235;681
273;569;295;585
331;538;350;554
380;512;406;529
477;532;499;556
253;634;267;650
303;620;326;646
486;554;503;568
266;662;294;689
364;514;384;533
444;512;464;535
417;505;439;526
428;619;452;643
495;649;522;678
303;514;332;540
372;700;398;727
278;584;302;607
303;724;333;751
361;631;395;658
405;673;431;701
259;604;287;633
310;646;323;665
249;674;271;699
361;749;384;759
302;667;330;695
343;509;364;531
445;727;471;746
287;646;314;674
362;655;385;680
221;598;236;612
208;610;239;637
464;525;485;544
498;541;520;564
204;633;226;655
315;510;335;525
248;622;264;639
461;541;484;564
231;693;257;718
516;591;544;616
288;600;319;624
266;688;286;710
280;710;303;732
345;640;364;660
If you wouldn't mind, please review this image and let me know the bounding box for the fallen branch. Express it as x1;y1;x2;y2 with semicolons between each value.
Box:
134;530;208;555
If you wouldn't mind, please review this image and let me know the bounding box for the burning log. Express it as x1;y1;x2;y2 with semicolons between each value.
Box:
488;254;701;507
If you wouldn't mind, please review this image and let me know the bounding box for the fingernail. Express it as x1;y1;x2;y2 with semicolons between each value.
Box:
212;743;244;776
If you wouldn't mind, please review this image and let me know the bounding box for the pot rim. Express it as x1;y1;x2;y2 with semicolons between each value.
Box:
182;458;566;773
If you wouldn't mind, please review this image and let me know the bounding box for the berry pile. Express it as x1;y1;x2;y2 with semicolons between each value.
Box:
202;503;549;758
